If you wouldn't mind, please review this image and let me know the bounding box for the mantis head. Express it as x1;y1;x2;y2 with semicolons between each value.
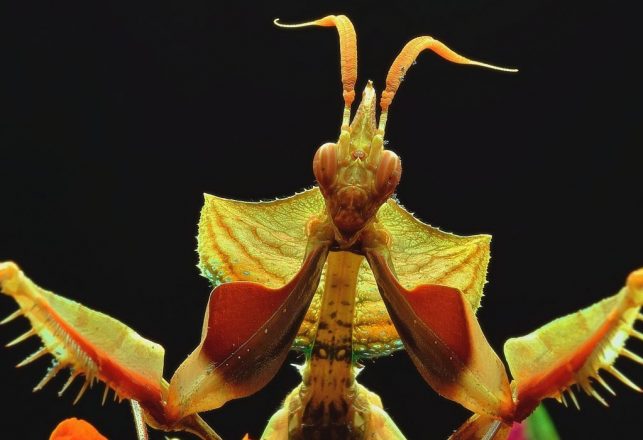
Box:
276;15;516;247
313;81;401;245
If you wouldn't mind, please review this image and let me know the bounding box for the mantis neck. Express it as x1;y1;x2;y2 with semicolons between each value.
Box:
298;250;363;438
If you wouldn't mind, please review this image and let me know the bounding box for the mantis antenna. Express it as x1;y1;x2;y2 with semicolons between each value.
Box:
378;36;518;132
274;15;357;127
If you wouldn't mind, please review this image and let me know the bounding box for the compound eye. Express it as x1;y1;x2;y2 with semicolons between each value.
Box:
313;142;338;191
374;150;402;197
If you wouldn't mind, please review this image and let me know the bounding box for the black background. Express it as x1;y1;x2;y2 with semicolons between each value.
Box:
1;1;641;439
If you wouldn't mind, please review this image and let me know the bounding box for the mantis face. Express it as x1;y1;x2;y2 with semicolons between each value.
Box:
313;82;401;246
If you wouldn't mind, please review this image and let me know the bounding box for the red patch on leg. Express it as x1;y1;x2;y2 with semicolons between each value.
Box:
405;284;472;362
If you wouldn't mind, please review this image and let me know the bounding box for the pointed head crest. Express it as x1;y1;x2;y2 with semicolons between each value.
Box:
349;81;377;154
276;15;516;246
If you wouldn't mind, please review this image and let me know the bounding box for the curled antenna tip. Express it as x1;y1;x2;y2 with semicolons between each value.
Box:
470;61;518;73
273;18;319;28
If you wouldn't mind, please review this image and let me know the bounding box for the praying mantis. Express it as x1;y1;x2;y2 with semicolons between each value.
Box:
1;13;642;439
